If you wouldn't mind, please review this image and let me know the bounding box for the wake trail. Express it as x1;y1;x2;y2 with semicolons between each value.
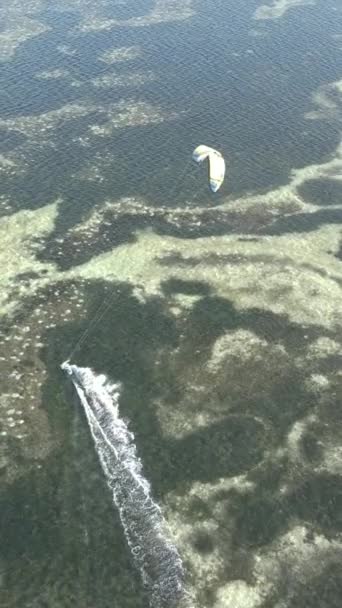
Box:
61;361;186;608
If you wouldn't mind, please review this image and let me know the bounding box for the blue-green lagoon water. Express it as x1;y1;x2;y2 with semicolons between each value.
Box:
0;0;342;606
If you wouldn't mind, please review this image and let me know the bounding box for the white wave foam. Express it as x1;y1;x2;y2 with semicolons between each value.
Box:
61;361;185;608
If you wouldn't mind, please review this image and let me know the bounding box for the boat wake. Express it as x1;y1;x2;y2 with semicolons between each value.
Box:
61;361;185;608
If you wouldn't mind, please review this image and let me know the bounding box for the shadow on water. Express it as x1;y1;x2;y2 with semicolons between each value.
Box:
298;178;342;207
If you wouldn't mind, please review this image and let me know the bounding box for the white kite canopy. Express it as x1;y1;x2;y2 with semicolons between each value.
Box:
192;145;225;193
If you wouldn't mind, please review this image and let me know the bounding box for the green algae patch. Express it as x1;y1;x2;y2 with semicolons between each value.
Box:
0;202;59;315
72;223;342;330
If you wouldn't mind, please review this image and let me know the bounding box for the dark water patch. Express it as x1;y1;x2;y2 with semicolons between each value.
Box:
0;129;27;154
155;294;335;444
237;236;261;242
260;556;342;608
39;7;81;31
316;353;342;376
242;307;318;349
301;429;325;464
70;283;179;383
0;6;138;117
232;472;342;550
37;279;179;452
1;0;342;231
187;496;212;521
0;460;70;564
158;252;197;268
233;372;313;439
159;246;342;293
249;454;290;495
0;281;157;605
160;291;341;449
152;206;274;237
232;488;288;549
177;296;242;359
159;251;337;288
36;203;284;271
161;278;211;297
167;415;267;484
158;251;252;268
0;118;114;214
259;207;342;235
0;35;82;118
298;178;342;207
16;271;41;283
286;561;342;608
0;429;146;607
335;240;342;261
179;294;330;354
290;474;342;534
34;281;188;605
190;529;215;554
36;213;147;270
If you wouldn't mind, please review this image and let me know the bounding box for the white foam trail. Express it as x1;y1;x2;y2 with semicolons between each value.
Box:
61;361;185;608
